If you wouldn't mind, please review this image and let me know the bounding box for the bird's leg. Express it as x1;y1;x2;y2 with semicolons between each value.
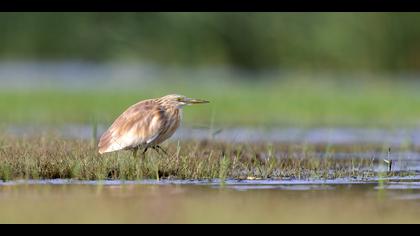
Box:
151;145;167;156
150;146;165;159
151;146;161;156
156;145;168;155
135;147;148;160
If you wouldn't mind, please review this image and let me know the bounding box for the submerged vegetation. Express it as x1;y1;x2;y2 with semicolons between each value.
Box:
0;135;417;181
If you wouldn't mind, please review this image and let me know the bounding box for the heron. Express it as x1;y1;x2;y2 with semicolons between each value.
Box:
98;94;209;157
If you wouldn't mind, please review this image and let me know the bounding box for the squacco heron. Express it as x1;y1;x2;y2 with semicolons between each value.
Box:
98;94;209;157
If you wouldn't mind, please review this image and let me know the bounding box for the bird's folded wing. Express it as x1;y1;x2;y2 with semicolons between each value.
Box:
98;100;167;154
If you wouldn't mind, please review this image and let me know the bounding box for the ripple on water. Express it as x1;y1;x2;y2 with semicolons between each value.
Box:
375;182;420;190
1;176;420;188
392;194;420;200
218;185;336;191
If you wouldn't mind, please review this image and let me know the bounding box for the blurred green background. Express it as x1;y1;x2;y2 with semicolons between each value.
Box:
1;12;420;128
2;12;420;72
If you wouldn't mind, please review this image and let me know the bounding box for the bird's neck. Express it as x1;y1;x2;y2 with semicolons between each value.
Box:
166;107;182;120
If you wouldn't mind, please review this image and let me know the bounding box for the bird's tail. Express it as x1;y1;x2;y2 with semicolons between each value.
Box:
98;131;112;154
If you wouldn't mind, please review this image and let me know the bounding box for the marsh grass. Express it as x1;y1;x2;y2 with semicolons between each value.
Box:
0;135;417;181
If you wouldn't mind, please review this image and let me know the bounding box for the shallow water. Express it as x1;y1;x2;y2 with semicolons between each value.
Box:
6;124;420;146
2;176;420;186
1;179;420;223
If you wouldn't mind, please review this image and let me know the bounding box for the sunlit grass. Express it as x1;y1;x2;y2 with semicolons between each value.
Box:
1;79;420;127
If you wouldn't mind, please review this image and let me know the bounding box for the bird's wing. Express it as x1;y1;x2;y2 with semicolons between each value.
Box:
98;100;167;154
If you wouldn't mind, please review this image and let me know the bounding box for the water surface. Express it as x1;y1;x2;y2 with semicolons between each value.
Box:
1;179;420;223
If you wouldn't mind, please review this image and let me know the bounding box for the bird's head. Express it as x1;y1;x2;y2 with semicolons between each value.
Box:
158;94;209;109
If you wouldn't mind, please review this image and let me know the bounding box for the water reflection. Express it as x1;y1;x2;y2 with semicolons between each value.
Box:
0;183;419;223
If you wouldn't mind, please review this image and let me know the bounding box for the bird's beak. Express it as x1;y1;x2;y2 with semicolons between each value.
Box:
184;98;210;104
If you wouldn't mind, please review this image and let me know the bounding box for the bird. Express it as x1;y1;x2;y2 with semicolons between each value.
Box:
98;94;209;157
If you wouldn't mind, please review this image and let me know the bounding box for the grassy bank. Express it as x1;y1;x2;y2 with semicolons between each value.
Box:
1;79;420;128
0;135;417;181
